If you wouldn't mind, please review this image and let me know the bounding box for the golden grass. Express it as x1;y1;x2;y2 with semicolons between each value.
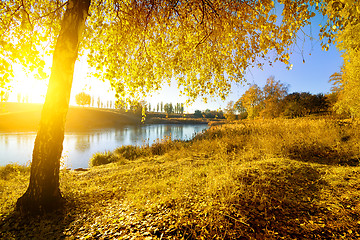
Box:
1;118;360;239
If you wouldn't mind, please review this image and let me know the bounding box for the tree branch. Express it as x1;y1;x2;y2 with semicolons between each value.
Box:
194;29;213;49
35;1;68;21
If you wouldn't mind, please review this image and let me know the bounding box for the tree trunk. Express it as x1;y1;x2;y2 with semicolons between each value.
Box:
16;0;91;215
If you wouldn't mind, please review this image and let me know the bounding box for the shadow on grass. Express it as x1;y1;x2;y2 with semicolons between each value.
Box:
0;200;80;240
286;144;359;166
228;163;344;239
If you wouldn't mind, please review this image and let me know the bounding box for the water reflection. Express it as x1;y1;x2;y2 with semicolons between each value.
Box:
0;124;208;169
74;134;91;152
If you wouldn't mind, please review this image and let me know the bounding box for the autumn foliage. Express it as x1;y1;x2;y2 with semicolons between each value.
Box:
234;76;331;119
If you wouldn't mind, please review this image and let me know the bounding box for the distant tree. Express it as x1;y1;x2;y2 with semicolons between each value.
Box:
170;103;174;114
161;102;164;113
282;92;329;118
282;92;303;118
224;101;236;121
260;76;288;118
234;99;246;114
148;103;151;112
97;97;101;108
157;103;159;112
204;109;225;119
180;103;184;115
194;110;202;118
91;96;95;107
75;92;91;107
21;95;25;103
216;110;225;119
204;109;212;118
282;92;309;118
238;84;263;119
309;94;328;114
234;99;247;119
163;103;173;115
175;103;181;114
129;100;145;116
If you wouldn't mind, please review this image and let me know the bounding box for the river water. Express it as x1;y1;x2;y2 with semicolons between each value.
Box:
0;124;208;169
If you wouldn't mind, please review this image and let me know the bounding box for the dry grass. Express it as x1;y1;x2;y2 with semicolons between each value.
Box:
1;118;360;239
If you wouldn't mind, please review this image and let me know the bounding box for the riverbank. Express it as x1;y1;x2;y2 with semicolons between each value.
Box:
144;116;210;124
0;103;215;131
0;102;141;131
1;118;360;239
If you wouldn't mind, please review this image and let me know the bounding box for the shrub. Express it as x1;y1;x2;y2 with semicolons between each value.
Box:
150;142;168;155
150;136;175;155
114;145;148;160
90;151;118;167
0;164;29;180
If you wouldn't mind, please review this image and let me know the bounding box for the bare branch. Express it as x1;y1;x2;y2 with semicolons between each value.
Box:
35;1;68;21
194;29;213;49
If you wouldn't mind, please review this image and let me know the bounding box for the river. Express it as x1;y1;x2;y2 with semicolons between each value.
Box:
0;124;209;169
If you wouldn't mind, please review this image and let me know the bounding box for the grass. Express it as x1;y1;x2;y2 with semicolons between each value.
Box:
1;118;360;239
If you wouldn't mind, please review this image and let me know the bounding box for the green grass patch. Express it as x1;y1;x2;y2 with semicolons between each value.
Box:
1;118;360;239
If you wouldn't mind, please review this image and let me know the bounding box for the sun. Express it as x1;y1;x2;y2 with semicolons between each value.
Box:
8;57;117;106
10;64;49;104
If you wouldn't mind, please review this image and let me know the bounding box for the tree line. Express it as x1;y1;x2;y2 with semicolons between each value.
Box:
74;92;116;109
74;92;186;115
228;76;331;120
152;102;185;115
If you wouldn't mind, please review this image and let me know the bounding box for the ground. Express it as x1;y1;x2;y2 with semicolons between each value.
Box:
0;118;360;239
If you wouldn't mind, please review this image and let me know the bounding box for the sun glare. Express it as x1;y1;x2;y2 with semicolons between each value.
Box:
8;59;116;106
9;64;48;104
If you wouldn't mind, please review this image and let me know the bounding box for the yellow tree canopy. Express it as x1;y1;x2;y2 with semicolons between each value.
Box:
1;0;349;103
325;0;360;117
237;84;264;119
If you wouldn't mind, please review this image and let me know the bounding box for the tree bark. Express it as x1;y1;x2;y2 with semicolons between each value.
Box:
16;0;91;215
